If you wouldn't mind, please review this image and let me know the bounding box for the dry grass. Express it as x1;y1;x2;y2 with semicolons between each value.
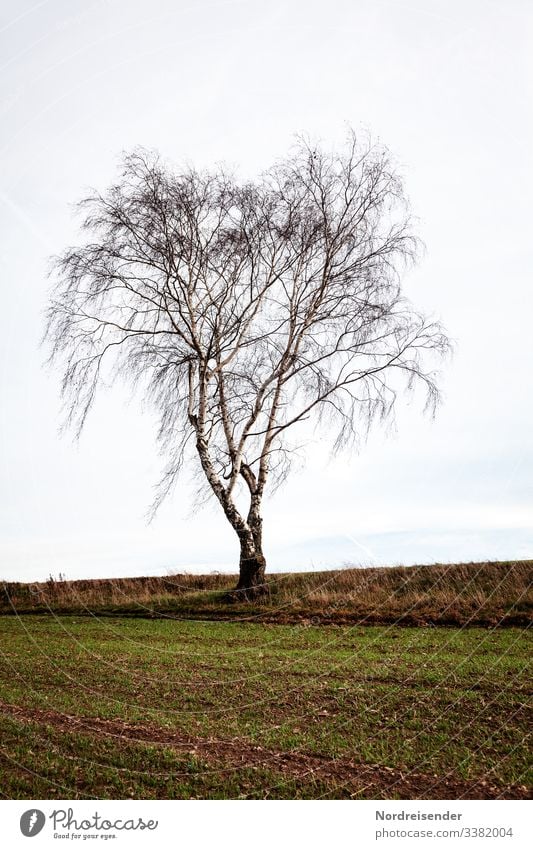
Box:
0;572;226;609
2;560;532;626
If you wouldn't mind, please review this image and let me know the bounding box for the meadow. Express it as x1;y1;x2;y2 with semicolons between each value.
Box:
0;561;531;799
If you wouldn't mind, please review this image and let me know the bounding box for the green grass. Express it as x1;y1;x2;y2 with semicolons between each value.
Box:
0;715;329;800
0;616;530;798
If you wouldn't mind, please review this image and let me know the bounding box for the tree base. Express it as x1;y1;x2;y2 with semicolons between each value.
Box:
225;553;267;602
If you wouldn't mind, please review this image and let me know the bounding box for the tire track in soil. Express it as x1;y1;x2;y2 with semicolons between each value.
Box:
0;701;530;799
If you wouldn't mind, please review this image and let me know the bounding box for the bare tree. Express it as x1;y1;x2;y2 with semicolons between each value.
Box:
45;131;449;597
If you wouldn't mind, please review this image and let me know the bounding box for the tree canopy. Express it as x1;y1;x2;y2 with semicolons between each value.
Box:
45;131;449;595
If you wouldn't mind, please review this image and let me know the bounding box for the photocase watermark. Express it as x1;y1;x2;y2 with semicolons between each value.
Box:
18;808;159;840
20;810;46;837
51;808;159;834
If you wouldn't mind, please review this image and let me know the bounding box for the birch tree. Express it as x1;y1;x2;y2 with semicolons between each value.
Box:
45;132;449;596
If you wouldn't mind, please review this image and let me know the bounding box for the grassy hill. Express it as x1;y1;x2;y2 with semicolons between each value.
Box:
2;559;532;626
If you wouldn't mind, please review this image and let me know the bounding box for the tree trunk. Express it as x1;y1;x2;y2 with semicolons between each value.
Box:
234;530;266;599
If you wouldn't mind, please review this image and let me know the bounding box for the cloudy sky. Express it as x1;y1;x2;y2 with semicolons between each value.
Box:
1;0;531;581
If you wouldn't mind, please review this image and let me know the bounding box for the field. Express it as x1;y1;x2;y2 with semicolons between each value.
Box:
0;607;531;799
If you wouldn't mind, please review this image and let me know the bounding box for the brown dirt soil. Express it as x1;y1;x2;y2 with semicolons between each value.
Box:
1;700;530;800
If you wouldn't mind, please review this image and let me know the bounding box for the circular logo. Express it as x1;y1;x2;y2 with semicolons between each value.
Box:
20;810;46;837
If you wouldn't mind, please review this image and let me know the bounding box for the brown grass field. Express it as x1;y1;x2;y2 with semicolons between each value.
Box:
2;559;532;626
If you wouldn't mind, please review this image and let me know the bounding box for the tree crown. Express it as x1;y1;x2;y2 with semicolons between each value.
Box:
45;132;449;519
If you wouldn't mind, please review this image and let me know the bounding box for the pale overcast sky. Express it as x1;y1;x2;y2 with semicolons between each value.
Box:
1;0;532;581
